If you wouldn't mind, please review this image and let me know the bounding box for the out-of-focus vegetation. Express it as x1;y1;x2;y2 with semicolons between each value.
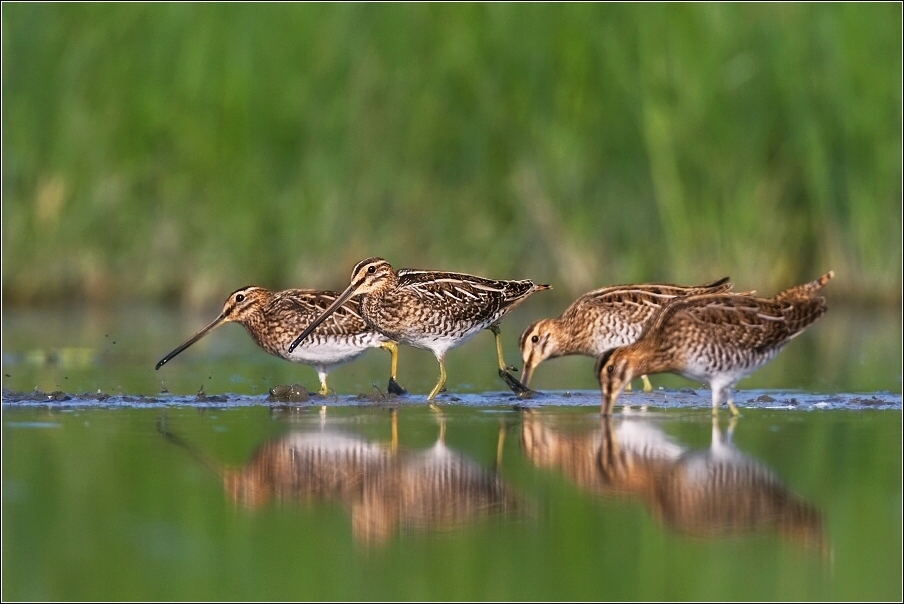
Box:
2;3;901;308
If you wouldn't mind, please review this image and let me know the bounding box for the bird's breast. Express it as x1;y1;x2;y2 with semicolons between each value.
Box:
282;333;387;365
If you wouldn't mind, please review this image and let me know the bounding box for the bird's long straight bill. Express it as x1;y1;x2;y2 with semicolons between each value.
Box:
520;361;535;388
287;282;359;353
603;393;618;415
155;313;227;370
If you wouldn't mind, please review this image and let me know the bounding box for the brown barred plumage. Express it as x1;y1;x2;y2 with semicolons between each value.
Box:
597;272;834;415
518;277;733;389
155;285;405;395
289;257;551;400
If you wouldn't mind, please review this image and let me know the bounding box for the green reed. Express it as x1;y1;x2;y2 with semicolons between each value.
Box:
2;4;900;307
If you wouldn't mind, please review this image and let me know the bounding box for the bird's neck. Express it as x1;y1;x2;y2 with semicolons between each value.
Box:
626;341;675;378
238;308;273;350
555;315;598;356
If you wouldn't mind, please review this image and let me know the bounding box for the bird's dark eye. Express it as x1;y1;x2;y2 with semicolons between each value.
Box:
531;335;539;343
606;365;614;374
367;265;376;274
236;294;245;303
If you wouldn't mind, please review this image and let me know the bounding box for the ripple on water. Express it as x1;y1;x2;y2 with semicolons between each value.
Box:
5;421;63;428
1;387;900;411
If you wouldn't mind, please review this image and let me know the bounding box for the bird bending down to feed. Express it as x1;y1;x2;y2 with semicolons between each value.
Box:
288;257;551;400
155;286;406;396
596;271;833;416
519;277;733;391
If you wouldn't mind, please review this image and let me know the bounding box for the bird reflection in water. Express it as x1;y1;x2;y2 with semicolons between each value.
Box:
157;410;520;545
520;411;826;553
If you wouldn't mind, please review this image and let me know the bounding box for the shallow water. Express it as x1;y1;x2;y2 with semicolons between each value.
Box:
2;387;901;412
2;306;902;600
2;405;901;600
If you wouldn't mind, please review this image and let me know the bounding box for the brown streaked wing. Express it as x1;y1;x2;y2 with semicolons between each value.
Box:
579;278;732;308
663;295;827;351
396;270;539;322
268;289;369;337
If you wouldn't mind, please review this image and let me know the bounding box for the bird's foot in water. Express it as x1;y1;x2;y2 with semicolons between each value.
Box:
499;369;536;400
387;377;407;396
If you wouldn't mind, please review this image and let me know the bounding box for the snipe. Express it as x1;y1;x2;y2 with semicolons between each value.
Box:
597;272;833;416
156;286;406;395
288;257;550;400
519;277;733;391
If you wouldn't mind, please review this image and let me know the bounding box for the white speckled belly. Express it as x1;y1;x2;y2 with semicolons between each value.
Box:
397;323;487;357
285;334;386;366
678;346;782;386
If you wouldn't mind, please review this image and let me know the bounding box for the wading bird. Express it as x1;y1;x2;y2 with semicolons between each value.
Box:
519;278;733;391
597;272;833;416
156;286;406;395
289;258;550;400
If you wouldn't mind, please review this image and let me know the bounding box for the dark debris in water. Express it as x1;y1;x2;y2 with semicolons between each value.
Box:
1;387;900;411
268;383;310;403
353;386;406;406
847;395;895;407
355;391;387;402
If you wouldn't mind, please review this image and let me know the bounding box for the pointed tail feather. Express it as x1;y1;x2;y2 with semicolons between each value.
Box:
774;271;834;301
702;276;731;288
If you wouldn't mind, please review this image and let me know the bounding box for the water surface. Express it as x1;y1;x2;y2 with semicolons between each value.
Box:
2;307;901;600
2;405;901;600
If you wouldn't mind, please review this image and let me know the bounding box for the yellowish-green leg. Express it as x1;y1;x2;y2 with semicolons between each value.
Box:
380;342;400;380
427;355;447;401
624;375;652;393
712;386;740;416
317;370;329;396
490;325;534;399
726;391;740;417
380;342;407;395
490;325;517;372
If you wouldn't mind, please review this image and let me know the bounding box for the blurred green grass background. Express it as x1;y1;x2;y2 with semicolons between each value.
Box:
2;3;901;308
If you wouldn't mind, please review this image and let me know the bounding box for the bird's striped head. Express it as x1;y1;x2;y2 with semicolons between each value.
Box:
347;257;396;296
519;319;564;387
596;347;635;415
217;286;271;324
